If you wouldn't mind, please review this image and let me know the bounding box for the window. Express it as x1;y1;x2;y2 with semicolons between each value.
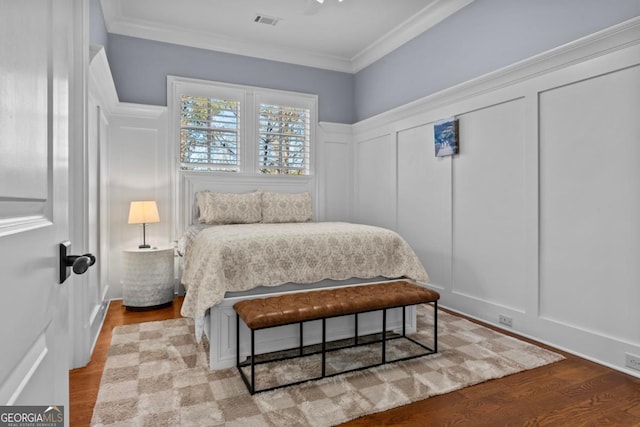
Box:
170;77;317;175
258;104;310;175
180;96;240;171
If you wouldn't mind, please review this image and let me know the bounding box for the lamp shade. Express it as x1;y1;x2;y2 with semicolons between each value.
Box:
128;201;160;225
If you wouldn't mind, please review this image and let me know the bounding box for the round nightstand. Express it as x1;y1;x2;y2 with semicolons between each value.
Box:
121;246;175;310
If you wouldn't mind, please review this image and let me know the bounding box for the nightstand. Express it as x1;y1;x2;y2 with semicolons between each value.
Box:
121;246;175;310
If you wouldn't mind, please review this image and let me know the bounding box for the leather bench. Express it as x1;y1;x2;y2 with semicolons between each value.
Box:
234;280;440;394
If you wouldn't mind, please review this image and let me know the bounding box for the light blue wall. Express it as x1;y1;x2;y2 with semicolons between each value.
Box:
98;0;640;124
107;34;356;123
354;0;640;121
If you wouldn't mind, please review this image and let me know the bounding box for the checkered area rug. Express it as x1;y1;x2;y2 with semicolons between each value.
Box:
91;307;563;426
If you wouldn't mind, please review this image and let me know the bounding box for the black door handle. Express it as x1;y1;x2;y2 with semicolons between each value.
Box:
66;253;96;274
59;241;96;284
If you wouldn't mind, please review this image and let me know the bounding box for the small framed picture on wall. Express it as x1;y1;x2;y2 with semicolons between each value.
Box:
434;117;459;157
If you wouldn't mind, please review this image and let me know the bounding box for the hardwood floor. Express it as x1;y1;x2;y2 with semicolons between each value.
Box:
70;297;640;426
69;297;185;426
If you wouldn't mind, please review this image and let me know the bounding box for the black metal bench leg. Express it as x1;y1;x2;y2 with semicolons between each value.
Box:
382;308;387;364
402;306;406;337
434;301;438;353
321;318;326;378
236;314;256;395
251;329;255;394
236;313;240;368
354;313;359;345
299;322;303;356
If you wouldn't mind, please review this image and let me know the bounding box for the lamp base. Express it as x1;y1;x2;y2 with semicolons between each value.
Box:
138;244;151;249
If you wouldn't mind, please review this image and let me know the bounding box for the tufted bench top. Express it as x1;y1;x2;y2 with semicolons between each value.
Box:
233;281;440;330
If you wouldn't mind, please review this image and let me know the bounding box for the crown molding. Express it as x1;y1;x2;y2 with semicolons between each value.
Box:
101;0;473;74
106;17;355;73
351;0;474;72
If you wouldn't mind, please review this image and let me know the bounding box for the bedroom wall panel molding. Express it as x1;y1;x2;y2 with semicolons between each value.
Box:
354;133;396;230
351;20;640;377
104;106;171;301
110;102;166;119
538;64;640;344
317;122;353;222
396;124;451;292
450;99;527;313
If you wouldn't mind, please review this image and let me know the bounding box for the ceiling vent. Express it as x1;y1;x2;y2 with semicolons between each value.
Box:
254;14;281;26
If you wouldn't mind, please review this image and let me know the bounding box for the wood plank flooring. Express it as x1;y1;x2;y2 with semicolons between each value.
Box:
69;297;640;426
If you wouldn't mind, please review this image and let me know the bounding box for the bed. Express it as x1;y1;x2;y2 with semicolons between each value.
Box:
177;181;429;370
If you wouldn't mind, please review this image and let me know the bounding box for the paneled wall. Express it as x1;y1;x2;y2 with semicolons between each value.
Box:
105;106;172;300
317;123;352;222
352;19;640;376
452;100;527;312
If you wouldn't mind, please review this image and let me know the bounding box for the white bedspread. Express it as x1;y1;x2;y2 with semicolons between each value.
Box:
179;222;429;339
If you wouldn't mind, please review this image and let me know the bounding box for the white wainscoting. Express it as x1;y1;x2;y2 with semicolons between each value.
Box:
317;122;352;222
396;124;451;291
355;133;396;230
538;62;640;363
104;106;172;300
352;18;640;377
451;99;527;313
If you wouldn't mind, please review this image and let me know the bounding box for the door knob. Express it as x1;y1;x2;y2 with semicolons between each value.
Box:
59;241;96;284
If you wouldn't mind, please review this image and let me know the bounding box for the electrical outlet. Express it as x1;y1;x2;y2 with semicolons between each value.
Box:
626;353;640;371
498;314;513;328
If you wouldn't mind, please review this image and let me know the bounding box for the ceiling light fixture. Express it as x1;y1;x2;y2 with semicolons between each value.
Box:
315;0;344;3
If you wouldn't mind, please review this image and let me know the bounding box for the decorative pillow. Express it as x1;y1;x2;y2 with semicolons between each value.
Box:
197;190;262;224
196;190;213;223
261;192;313;223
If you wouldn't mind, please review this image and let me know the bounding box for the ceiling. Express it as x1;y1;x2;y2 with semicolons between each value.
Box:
101;0;474;73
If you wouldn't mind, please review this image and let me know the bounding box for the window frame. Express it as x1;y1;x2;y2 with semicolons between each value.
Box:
169;76;318;176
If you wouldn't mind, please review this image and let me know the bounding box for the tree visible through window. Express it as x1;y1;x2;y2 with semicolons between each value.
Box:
258;104;310;175
180;96;240;171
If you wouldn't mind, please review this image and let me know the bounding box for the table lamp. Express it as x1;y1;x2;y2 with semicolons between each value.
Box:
128;201;160;249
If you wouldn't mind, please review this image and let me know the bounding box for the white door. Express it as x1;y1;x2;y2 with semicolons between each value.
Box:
0;0;80;419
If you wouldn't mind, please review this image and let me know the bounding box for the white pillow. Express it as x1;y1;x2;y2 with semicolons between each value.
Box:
261;192;313;223
197;190;262;224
